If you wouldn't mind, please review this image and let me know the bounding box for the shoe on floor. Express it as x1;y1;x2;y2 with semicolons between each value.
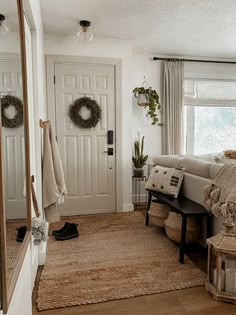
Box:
16;226;27;242
52;222;70;236
54;223;79;241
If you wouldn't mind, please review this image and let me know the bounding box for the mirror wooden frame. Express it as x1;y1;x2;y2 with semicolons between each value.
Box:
0;0;31;313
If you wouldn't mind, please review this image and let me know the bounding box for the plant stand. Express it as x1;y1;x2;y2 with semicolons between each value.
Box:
132;176;147;209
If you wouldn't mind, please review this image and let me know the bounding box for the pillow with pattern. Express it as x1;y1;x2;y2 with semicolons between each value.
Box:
145;166;184;198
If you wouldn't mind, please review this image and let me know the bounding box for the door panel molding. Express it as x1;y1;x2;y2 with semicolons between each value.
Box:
46;55;123;212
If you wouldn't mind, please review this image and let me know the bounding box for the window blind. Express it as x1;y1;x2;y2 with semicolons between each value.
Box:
184;78;236;107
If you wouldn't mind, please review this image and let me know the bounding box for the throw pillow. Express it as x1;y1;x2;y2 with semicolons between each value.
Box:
145;166;184;198
212;151;224;163
224;150;236;159
179;158;211;178
152;155;182;168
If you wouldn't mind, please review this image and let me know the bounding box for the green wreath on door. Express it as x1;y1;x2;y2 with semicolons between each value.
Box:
69;97;101;128
1;95;24;128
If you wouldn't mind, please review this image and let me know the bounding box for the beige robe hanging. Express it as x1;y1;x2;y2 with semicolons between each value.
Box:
42;122;67;223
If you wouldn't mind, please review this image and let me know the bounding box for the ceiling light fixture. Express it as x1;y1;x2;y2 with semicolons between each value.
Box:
76;20;93;42
0;14;9;36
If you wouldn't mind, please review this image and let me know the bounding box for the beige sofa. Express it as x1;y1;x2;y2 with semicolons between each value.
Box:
152;155;225;235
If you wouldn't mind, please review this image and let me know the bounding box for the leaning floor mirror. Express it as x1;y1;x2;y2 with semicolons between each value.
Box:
0;0;31;313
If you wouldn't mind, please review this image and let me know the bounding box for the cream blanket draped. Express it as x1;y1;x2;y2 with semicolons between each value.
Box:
203;164;236;217
43;122;67;223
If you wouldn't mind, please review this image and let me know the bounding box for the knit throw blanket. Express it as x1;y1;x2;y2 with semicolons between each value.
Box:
32;218;48;246
203;164;236;217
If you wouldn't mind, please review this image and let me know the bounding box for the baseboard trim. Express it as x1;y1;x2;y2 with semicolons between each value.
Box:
122;204;134;212
59;209;115;216
59;205;135;216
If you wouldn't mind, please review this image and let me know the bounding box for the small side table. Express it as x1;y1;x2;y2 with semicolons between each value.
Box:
132;176;147;209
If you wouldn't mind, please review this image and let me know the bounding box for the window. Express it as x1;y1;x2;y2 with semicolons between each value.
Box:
184;78;236;154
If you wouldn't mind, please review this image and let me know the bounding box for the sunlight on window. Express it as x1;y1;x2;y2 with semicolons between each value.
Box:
185;106;236;154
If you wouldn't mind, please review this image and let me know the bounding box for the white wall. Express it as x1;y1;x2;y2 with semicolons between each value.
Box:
28;0;47;214
0;33;20;53
27;0;48;268
131;51;163;202
44;35;133;210
185;61;236;79
132;52;162;165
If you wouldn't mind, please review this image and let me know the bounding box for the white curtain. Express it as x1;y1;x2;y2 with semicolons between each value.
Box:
162;61;184;155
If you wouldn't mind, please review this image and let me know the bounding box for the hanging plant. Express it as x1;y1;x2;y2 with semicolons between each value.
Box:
133;86;161;125
69;97;101;128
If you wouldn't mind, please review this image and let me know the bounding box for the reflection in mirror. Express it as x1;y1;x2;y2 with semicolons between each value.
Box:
0;0;26;287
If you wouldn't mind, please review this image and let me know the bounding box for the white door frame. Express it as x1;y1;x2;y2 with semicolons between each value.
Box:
46;55;123;212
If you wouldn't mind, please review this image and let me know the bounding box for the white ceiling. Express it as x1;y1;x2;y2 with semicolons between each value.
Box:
40;0;236;58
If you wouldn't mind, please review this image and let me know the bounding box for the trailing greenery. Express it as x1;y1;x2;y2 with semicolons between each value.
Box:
133;86;161;125
132;133;148;169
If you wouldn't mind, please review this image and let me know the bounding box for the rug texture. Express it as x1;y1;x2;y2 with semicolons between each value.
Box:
37;212;206;311
6;220;25;279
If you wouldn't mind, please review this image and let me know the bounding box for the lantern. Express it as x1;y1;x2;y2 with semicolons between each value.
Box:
206;216;236;303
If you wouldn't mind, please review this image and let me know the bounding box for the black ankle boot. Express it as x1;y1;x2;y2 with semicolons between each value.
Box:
52;222;70;236
54;223;79;241
16;226;27;242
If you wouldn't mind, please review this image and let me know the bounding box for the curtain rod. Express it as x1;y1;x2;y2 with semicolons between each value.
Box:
153;57;236;65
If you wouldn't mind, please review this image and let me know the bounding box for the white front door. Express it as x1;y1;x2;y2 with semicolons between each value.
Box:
0;58;26;219
54;62;116;215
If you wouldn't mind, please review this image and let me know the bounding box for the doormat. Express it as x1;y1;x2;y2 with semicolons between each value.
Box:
37;212;206;311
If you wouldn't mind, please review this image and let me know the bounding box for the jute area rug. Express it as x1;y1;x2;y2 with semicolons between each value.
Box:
37;212;206;311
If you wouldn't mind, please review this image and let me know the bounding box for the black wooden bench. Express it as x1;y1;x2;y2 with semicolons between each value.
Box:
145;189;212;264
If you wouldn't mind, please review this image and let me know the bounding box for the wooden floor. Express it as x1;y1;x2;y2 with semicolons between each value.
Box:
32;210;236;315
32;280;236;315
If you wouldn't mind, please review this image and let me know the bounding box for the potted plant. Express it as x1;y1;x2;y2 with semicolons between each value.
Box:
133;86;161;125
132;133;148;178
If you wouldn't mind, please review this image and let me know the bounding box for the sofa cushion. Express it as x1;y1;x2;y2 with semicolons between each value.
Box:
215;156;236;164
209;163;224;179
153;155;183;168
180;154;216;163
181;172;211;205
179;158;211;178
146;166;184;198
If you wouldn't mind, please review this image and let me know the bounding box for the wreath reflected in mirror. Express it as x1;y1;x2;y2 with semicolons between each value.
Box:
69;97;101;128
1;95;24;128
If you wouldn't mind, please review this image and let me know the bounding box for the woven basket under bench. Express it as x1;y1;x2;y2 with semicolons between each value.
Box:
148;202;200;244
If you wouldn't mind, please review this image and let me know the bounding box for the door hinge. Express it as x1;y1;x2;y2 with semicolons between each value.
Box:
53;75;56;84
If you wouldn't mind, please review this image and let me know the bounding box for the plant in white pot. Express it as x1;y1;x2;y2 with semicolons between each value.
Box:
132;134;148;178
133;86;161;125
